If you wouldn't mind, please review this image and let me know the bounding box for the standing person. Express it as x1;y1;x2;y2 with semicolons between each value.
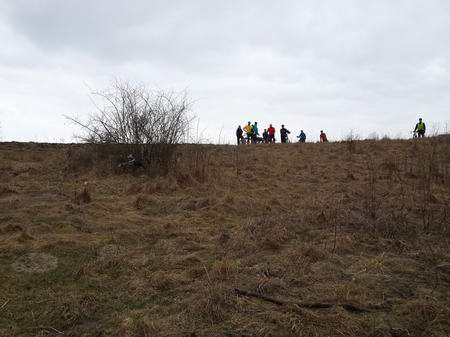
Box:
243;121;253;144
280;125;291;143
262;129;269;143
320;130;328;142
296;130;306;143
236;125;244;145
414;118;426;138
252;122;259;143
267;124;276;143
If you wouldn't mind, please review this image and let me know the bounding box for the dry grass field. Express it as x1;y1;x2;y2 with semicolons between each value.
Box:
0;137;449;337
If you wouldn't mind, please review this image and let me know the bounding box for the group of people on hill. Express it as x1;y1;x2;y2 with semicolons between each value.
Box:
235;121;329;144
235;117;426;145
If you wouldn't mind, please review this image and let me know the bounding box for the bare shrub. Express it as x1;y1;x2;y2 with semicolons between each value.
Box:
343;129;361;153
367;132;380;141
67;80;191;144
66;80;194;177
344;129;361;142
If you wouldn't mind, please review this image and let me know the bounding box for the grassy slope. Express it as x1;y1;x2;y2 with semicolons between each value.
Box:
0;138;449;337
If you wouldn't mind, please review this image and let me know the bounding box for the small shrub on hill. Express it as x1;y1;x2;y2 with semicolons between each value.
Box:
65;80;197;178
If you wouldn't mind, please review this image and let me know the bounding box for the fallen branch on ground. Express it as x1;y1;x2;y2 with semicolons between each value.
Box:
234;288;389;313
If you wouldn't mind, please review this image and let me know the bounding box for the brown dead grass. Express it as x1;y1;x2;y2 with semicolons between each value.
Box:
0;137;449;337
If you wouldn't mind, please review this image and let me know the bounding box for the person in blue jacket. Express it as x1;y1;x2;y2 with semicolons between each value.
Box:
296;130;306;143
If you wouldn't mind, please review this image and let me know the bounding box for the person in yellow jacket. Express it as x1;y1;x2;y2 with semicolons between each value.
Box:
414;118;426;138
243;121;253;144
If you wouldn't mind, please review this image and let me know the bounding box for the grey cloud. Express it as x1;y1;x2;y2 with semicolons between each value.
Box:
1;0;449;142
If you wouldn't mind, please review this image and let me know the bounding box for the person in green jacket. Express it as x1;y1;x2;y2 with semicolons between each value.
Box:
414;118;426;138
252;122;259;143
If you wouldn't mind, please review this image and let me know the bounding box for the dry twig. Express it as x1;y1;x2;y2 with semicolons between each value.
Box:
0;299;10;311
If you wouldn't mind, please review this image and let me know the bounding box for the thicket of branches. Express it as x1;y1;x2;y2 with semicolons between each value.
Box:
67;80;192;145
66;80;195;176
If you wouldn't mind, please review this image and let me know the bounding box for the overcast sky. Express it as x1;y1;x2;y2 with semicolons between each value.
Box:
1;0;449;143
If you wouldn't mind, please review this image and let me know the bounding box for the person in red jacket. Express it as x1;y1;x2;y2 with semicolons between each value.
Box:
267;124;276;143
320;130;328;142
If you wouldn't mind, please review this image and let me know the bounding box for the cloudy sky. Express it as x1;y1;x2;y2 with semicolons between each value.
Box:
1;0;449;143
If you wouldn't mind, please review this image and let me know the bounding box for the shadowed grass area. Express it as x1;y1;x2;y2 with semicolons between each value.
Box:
0;137;449;337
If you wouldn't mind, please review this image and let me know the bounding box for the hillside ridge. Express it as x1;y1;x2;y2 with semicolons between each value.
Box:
1;137;449;337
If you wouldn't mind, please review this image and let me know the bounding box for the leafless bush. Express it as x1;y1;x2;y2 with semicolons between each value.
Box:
65;80;194;176
343;129;361;153
67;80;192;145
344;129;361;142
367;132;380;141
